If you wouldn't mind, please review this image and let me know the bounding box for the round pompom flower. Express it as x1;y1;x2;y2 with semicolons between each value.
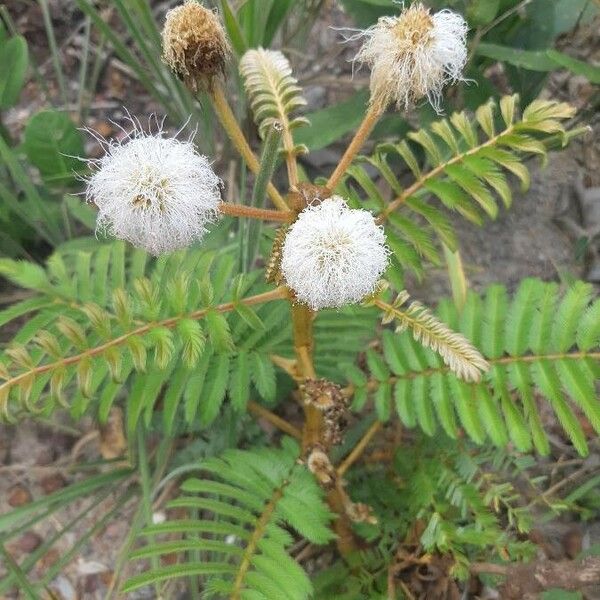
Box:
281;197;388;310
354;2;468;112
85;123;221;256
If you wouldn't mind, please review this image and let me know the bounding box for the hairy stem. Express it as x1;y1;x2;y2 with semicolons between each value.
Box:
326;103;382;192
210;82;288;211
291;303;319;451
218;202;293;222
327;481;361;557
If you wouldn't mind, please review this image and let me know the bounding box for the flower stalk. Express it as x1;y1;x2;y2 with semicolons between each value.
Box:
326;103;382;192
291;303;319;450
210;82;288;210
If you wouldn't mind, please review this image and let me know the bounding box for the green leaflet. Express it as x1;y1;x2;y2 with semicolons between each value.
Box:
346;96;576;279
125;442;334;597
353;279;600;456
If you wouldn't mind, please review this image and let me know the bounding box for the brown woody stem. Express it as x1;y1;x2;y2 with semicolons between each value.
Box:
218;202;294;222
210;82;288;211
472;557;600;599
326;103;382;192
291;303;319;451
290;301;359;556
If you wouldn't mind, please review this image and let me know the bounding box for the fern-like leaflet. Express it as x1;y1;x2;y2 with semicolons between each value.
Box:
375;289;489;382
123;439;334;597
240;47;309;184
338;96;576;280
350;279;600;456
0;238;380;428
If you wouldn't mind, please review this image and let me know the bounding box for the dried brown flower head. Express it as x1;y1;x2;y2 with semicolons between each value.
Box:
162;1;230;91
307;447;335;488
302;378;344;411
302;379;349;447
345;501;378;525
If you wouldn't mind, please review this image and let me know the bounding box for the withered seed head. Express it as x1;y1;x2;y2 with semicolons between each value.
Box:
346;501;378;525
302;379;349;448
162;1;230;91
302;379;345;412
307;447;335;488
287;183;331;214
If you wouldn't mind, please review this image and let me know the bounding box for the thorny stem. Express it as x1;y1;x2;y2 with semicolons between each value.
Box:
337;420;383;477
218;202;294;222
210;82;289;211
247;400;302;440
326;103;382;192
0;287;289;400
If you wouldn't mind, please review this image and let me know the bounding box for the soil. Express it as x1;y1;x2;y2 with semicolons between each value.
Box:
0;1;599;599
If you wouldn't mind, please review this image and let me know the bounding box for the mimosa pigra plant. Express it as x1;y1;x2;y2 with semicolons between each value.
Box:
0;1;597;597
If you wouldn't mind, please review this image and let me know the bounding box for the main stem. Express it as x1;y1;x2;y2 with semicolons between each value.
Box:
210;82;288;211
291;303;320;451
290;301;358;556
326;103;382;192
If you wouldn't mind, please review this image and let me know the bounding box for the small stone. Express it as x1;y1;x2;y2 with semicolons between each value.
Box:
8;485;32;507
17;531;42;553
40;473;67;494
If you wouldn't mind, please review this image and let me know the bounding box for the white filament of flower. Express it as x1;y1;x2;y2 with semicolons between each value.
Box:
85;121;221;256
354;2;468;112
281;197;389;310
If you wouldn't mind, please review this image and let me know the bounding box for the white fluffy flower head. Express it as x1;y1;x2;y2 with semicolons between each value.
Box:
85;121;221;255
281;197;388;310
354;2;468;112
